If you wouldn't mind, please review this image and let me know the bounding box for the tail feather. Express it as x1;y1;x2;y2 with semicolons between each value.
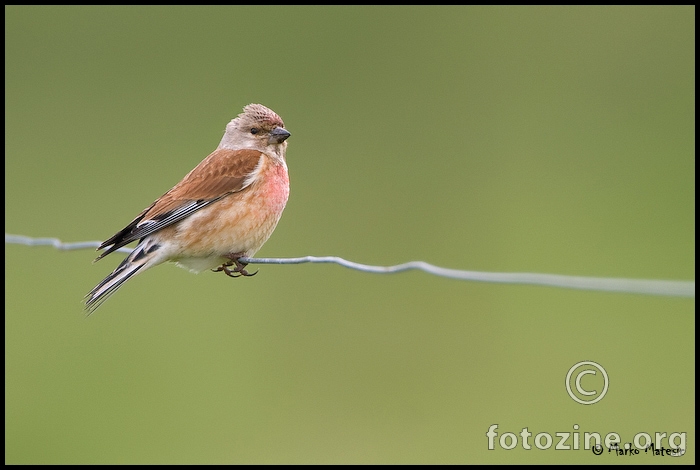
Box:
85;239;162;315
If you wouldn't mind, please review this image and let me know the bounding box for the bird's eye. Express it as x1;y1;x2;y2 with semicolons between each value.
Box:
250;128;259;135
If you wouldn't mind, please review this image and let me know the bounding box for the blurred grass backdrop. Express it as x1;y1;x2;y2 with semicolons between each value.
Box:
5;6;694;464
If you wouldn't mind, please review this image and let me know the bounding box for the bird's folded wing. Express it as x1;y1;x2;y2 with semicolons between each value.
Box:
95;148;264;260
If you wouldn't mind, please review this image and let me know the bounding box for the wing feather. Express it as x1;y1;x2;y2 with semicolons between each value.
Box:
95;148;263;260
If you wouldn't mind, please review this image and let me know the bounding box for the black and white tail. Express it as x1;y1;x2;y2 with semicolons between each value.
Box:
85;239;163;315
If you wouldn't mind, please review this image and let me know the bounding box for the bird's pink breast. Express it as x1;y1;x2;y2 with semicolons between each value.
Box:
258;161;290;215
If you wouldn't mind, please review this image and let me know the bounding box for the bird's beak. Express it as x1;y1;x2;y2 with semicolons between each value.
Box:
269;127;291;144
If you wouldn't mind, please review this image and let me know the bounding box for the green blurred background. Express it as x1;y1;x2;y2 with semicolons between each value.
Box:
5;6;694;464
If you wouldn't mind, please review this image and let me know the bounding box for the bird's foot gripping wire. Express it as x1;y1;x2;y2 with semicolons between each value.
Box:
212;252;258;278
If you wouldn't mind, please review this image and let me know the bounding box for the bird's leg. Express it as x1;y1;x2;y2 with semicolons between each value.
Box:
211;261;241;278
212;252;258;277
226;252;258;277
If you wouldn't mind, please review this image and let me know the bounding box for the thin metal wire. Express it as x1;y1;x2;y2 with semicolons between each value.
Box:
5;234;134;254
5;233;695;298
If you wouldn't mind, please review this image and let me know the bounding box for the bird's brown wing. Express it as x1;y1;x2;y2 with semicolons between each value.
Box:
95;148;263;260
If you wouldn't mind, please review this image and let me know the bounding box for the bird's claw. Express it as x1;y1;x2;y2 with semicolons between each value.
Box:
213;254;258;278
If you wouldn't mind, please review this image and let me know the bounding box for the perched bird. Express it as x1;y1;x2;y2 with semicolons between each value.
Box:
85;104;291;314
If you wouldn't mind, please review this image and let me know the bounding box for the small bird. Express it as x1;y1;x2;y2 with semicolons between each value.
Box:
85;104;291;314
